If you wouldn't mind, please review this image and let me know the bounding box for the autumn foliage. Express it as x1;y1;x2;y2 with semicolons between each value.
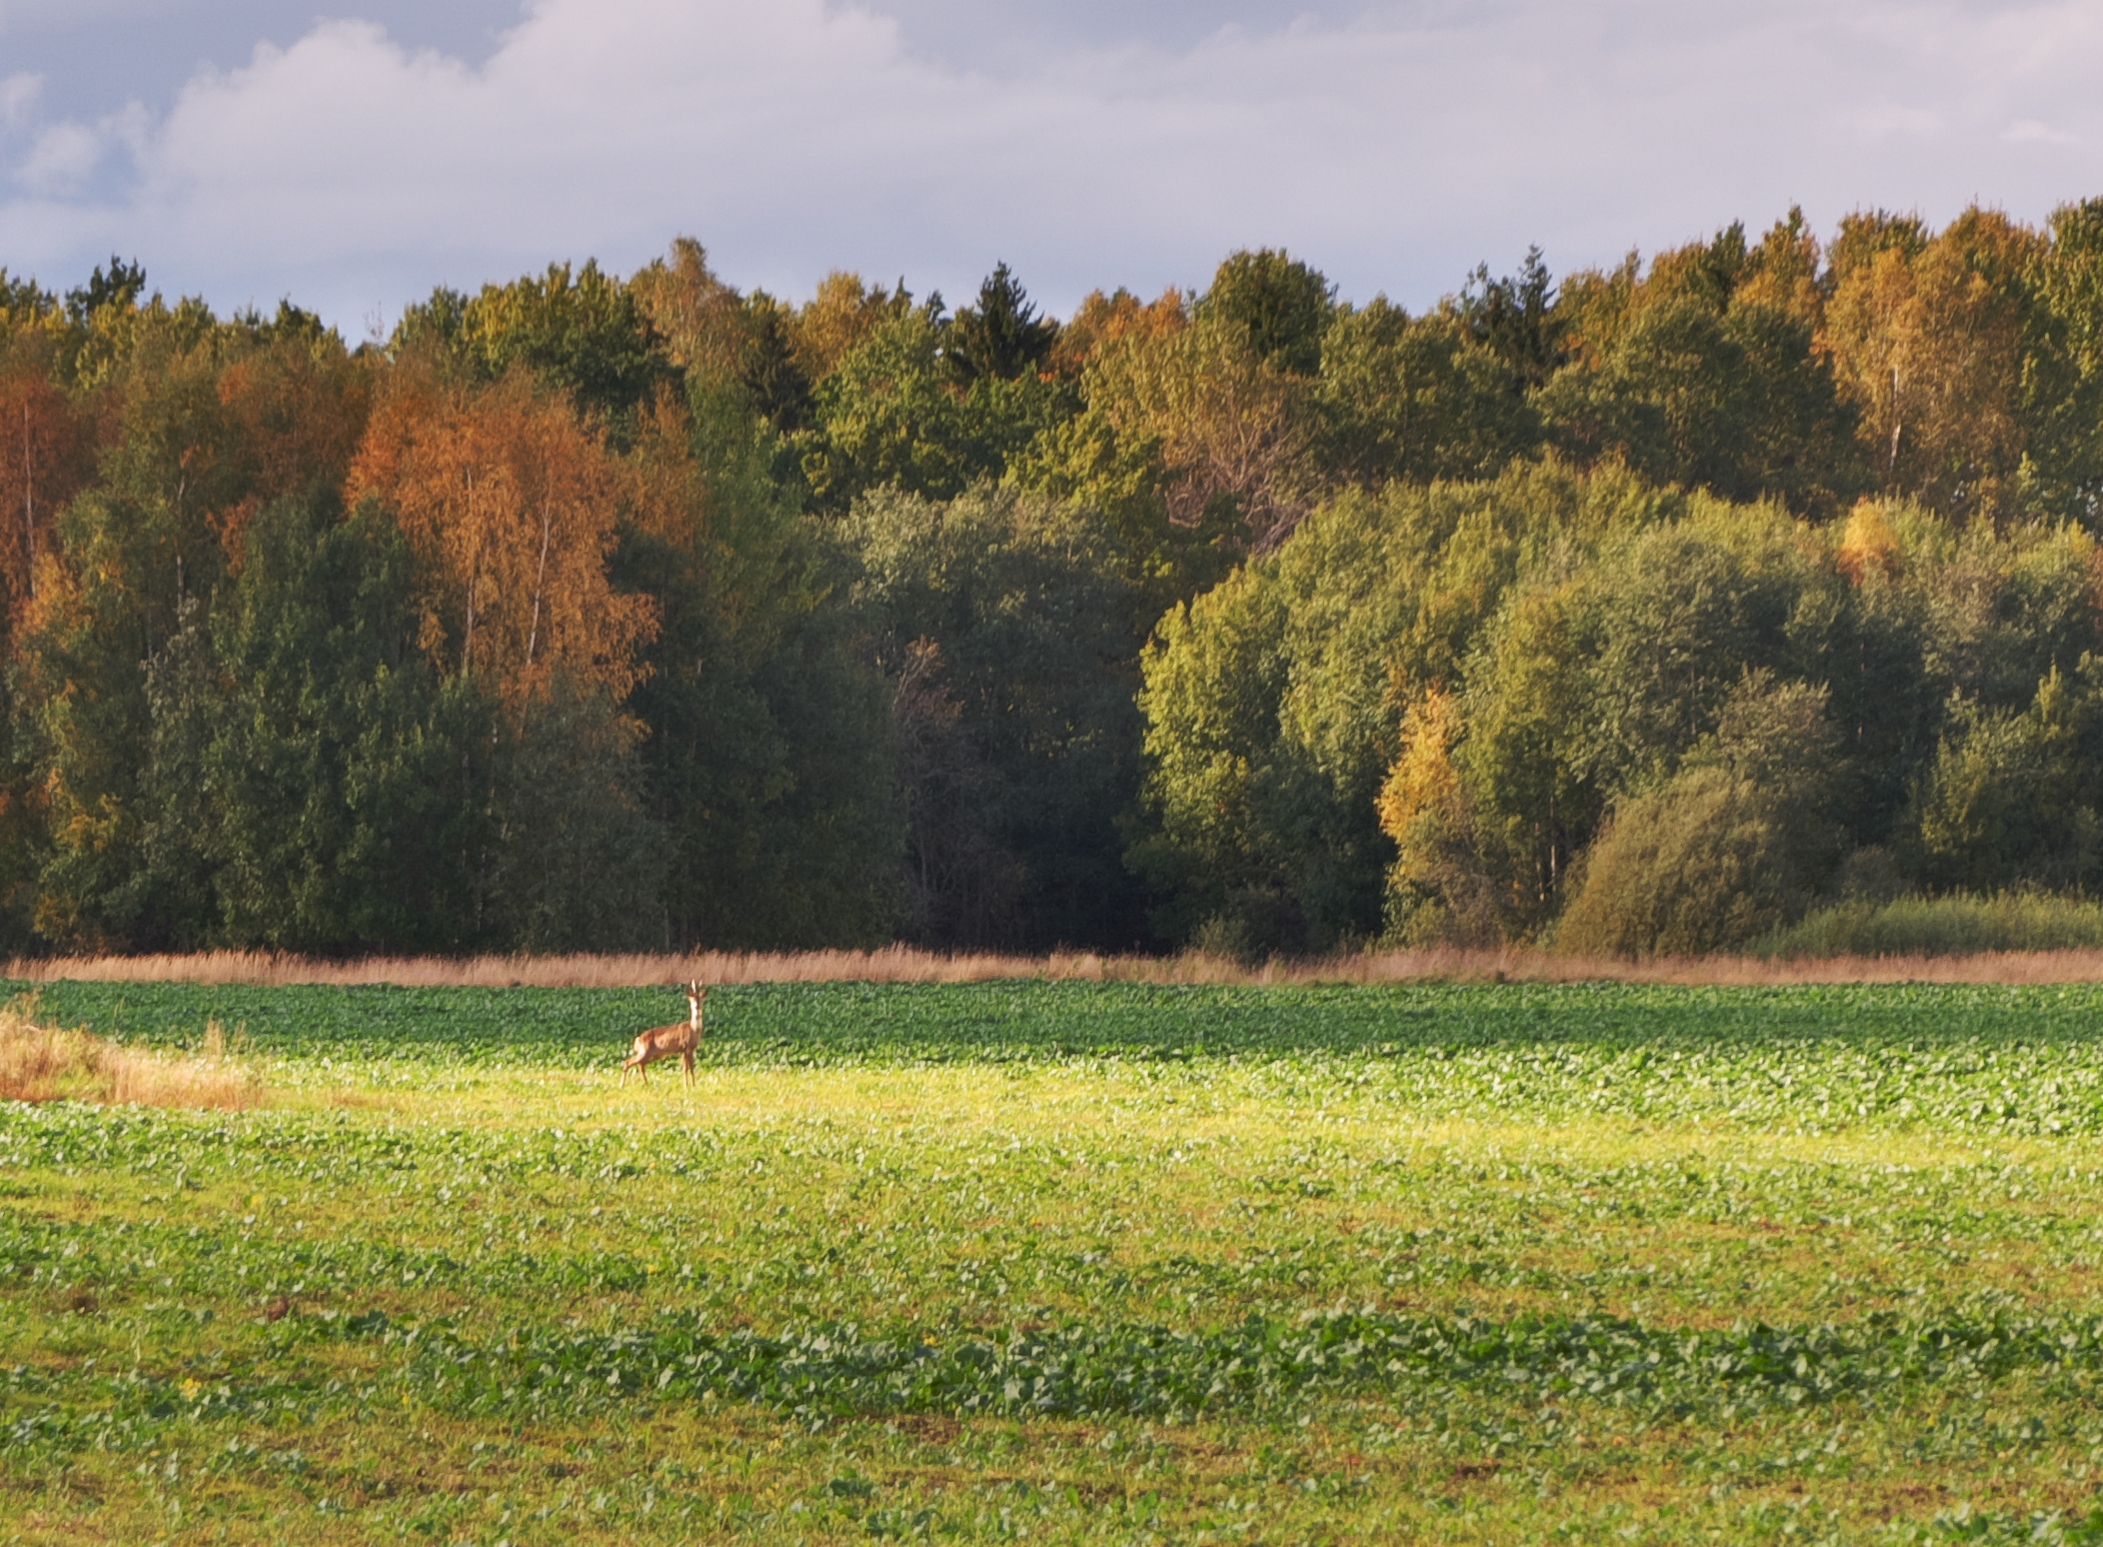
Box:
0;202;2101;960
350;364;655;707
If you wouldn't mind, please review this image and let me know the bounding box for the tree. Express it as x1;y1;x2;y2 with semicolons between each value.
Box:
1197;249;1336;376
2019;198;2103;523
397;262;678;442
0;333;92;618
1078;307;1317;551
196;494;484;953
1459;246;1565;390
1905;663;2103;894
618;393;902;950
1318;299;1542;488
1376;685;1499;944
1537;224;1862;513
348;363;657;710
792;271;914;384
797;307;1068;514
847;486;1150;950
1822;208;2038;521
944;263;1058;385
1552;766;1798;957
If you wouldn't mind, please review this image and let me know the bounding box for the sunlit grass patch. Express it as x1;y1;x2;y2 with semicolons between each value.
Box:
0;1005;261;1111
7;978;2103;1542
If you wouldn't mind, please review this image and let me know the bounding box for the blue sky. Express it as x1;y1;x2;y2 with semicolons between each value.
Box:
2;1;2099;331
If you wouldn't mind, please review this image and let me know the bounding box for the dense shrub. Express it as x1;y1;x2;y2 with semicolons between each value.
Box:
1552;768;1804;958
1755;891;2103;958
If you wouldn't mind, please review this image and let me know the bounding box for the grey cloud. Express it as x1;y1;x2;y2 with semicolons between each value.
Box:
0;0;2098;330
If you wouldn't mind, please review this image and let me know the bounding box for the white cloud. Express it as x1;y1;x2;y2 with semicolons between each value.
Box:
2006;118;2081;145
1;0;2101;326
0;72;41;129
16;119;102;193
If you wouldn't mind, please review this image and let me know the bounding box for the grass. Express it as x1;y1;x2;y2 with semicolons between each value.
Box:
3;978;2103;1542
0;1003;261;1109
24;941;2103;989
1758;892;2103;961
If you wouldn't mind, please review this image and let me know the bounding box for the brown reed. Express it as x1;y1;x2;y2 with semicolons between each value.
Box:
9;944;2103;989
0;1007;262;1109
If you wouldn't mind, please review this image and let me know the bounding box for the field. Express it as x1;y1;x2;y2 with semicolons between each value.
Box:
3;978;2103;1544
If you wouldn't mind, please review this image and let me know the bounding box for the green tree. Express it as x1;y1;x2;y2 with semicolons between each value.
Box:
1457;246;1565;391
1195;248;1336;376
944;263;1058;385
619;395;902;950
799;308;1069;513
1317;299;1541;488
1905;663;2103;894
398;261;678;441
846;486;1149;949
197;495;484;953
1552;766;1800;957
1538;277;1860;512
2019;198;2103;523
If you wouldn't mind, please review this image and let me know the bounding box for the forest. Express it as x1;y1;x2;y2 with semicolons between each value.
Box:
0;201;2099;959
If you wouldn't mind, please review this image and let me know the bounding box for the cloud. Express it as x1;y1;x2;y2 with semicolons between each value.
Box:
16;121;102;194
2005;118;2082;145
0;72;41;129
1;0;2101;326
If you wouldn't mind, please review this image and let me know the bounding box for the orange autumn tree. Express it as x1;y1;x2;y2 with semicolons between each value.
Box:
0;338;92;615
216;313;374;541
348;363;656;712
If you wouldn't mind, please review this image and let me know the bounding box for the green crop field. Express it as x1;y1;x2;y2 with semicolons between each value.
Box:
4;979;2103;1544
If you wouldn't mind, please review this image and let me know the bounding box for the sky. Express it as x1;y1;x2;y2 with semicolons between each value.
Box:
0;0;2099;333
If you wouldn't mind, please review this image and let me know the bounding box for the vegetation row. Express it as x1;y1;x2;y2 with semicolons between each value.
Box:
2;202;2103;958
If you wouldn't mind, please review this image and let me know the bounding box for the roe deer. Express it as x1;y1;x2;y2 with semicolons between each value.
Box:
622;982;705;1086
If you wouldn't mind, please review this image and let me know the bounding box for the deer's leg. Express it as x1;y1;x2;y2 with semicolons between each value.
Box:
682;1048;695;1086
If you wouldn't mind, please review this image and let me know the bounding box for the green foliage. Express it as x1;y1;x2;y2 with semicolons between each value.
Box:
1555;673;1844;957
2021;198;2103;523
7;978;2103;1537
1905;664;2103;893
621;391;903;951
14;213;2103;959
399;261;678;436
1316;300;1542;487
1457;245;1565;390
1134;462;1724;950
845;486;1148;949
482;677;665;952
1538;291;1861;512
1758;889;2103;958
1553;767;1799;957
798;308;1072;513
1195;248;1336;376
732;291;816;433
942;262;1058;385
187;495;484;953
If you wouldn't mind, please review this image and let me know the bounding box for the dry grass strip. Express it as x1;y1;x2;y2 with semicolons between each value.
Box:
10;945;2103;989
0;1005;262;1109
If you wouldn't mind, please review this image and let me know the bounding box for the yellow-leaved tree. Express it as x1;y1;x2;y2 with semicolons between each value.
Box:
1822;208;2038;521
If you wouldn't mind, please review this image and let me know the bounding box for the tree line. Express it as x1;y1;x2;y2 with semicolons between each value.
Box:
0;202;2100;957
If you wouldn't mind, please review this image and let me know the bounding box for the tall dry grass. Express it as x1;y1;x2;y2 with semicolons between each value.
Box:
12;943;2103;988
0;1007;262;1109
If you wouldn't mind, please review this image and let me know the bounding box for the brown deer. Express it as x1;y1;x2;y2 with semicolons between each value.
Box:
622;982;705;1086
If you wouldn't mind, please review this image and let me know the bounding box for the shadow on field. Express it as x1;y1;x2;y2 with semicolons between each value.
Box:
11;977;2103;1073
